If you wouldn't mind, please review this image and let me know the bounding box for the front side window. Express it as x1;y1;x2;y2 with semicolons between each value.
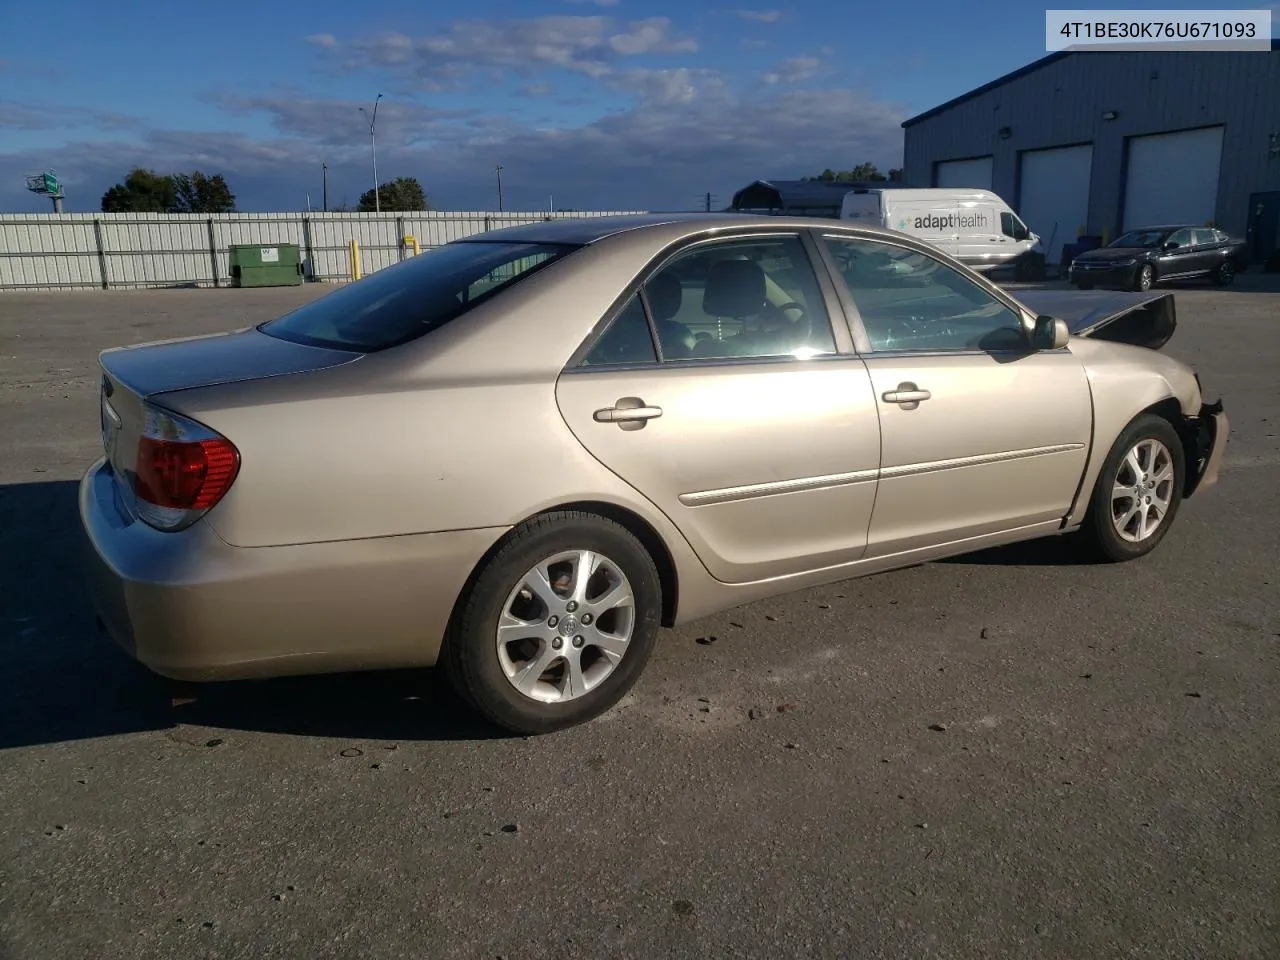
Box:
1000;211;1029;240
1190;228;1216;247
636;235;838;361
1166;229;1193;249
260;241;574;352
821;236;1026;353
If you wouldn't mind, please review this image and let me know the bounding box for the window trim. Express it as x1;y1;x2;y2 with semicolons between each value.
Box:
563;229;856;374
808;229;1042;359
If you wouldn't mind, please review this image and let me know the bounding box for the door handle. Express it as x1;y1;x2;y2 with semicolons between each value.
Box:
594;397;663;425
882;383;931;405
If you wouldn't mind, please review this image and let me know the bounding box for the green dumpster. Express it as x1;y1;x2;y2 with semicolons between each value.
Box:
228;243;304;287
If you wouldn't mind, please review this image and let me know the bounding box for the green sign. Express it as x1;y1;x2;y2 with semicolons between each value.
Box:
43;172;60;194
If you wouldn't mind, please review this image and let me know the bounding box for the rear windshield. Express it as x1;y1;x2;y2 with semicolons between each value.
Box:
259;241;575;352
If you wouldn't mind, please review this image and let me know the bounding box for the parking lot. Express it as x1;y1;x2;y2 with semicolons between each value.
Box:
2;276;1278;959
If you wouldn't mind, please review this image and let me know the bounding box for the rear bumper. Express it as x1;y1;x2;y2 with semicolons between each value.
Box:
79;458;506;682
1183;400;1228;498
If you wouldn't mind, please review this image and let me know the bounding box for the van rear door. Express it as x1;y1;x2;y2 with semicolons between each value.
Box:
840;191;883;225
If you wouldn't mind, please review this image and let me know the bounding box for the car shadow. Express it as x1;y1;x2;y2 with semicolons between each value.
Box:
0;479;510;751
938;534;1100;567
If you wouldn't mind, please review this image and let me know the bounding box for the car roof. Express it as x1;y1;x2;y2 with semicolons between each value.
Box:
1120;224;1201;232
451;211;904;246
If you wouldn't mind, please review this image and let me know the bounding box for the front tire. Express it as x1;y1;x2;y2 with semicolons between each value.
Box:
1078;413;1185;562
1133;263;1155;292
442;511;663;735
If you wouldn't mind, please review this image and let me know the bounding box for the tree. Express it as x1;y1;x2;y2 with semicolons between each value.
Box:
101;168;177;213
808;163;901;183
358;176;430;212
100;167;236;213
172;171;236;213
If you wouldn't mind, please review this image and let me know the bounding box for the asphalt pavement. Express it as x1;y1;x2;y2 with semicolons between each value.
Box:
2;276;1278;960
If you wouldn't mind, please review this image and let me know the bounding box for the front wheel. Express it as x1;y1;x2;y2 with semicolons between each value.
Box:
1133;263;1155;292
1078;413;1185;562
442;511;663;734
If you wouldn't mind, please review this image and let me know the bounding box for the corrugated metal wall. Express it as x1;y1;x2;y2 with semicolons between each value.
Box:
0;210;646;291
902;47;1280;240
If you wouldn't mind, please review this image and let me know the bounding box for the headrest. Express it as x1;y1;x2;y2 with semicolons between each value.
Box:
645;270;683;322
702;259;766;318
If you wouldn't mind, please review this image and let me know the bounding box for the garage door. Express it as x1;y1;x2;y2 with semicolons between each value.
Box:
934;156;993;189
1018;144;1093;265
1123;126;1224;230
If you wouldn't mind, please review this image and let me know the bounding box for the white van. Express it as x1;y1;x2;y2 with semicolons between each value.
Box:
839;188;1038;272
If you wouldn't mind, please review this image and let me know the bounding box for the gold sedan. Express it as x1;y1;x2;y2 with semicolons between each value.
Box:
80;214;1229;733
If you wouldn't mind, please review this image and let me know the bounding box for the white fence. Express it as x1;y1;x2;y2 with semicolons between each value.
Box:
0;210;647;291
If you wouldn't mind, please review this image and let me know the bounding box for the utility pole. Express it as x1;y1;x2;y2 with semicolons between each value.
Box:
495;163;504;212
705;191;711;213
322;162;328;212
358;94;383;212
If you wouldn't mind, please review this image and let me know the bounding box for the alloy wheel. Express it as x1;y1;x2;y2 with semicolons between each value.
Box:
1111;438;1175;542
495;549;636;703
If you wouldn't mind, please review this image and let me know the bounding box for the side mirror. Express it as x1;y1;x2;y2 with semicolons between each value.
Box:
1163;241;1179;250
1032;315;1071;350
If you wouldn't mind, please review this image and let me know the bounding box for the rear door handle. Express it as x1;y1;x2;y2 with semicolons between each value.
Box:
882;383;931;405
594;397;663;425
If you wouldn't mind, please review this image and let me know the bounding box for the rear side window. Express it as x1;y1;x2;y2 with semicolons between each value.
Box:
259;241;575;352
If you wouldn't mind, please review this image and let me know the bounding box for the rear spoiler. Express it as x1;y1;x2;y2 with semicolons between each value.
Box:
1014;289;1177;351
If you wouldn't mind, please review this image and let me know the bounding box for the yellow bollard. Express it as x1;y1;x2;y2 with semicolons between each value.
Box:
403;234;420;257
1101;226;1111;245
349;239;362;280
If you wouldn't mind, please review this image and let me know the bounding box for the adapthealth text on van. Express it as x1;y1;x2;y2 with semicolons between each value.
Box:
840;188;1037;272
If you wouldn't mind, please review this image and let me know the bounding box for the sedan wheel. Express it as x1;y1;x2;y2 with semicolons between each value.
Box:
1110;438;1175;543
1212;261;1236;286
496;550;636;704
1134;264;1155;292
443;511;662;734
1080;413;1185;562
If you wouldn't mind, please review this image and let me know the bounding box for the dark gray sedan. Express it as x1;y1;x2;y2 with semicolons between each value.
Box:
1069;225;1250;291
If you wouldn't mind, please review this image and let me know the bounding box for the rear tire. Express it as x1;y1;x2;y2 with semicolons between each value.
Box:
442;511;662;735
1078;413;1185;563
1211;260;1236;286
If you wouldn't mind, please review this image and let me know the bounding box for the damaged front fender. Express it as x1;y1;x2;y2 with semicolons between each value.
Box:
1181;398;1229;498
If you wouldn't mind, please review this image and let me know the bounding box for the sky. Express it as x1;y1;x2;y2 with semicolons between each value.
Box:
0;0;1276;213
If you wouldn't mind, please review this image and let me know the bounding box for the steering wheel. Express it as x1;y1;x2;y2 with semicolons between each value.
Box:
764;300;813;345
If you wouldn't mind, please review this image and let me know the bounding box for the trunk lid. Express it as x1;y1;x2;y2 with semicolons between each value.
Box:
1015;288;1177;351
98;326;360;399
97;327;359;520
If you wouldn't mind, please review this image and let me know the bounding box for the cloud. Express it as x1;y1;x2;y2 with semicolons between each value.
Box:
207;92;468;148
0;101;142;132
762;55;820;84
518;82;555;97
332;16;697;87
303;33;338;48
0;80;904;215
612;67;725;105
734;9;783;23
564;0;620;5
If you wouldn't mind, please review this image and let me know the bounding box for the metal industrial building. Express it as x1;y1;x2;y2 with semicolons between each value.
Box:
901;40;1280;265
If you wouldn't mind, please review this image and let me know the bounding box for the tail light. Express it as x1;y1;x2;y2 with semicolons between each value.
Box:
131;403;240;532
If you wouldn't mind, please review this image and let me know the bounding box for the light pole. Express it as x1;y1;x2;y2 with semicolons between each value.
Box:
358;93;383;212
495;163;504;212
322;162;328;212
